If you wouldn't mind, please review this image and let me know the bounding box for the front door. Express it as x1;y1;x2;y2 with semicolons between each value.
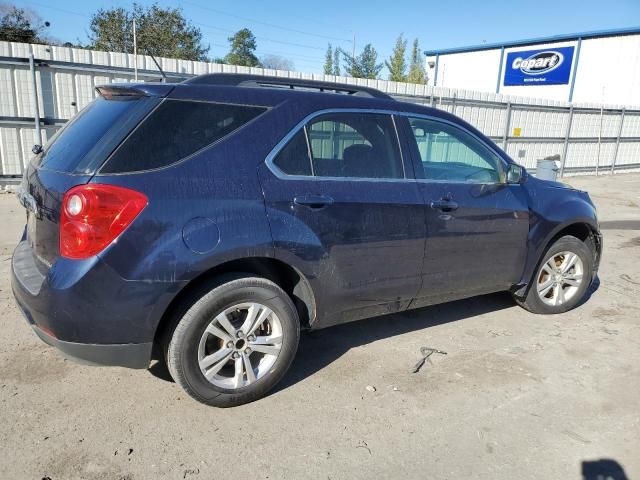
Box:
402;116;530;306
259;111;425;326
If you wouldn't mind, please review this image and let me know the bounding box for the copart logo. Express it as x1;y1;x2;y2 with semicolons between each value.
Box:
512;51;563;75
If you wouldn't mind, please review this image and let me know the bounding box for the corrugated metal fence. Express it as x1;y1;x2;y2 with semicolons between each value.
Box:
1;41;639;178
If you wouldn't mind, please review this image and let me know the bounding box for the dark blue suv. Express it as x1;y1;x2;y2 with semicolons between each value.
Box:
12;74;602;406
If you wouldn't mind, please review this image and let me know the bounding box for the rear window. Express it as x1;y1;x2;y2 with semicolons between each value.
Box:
101;100;267;173
37;96;156;174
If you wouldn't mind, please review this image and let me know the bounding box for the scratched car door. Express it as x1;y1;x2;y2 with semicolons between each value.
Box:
258;111;426;325
404;115;530;306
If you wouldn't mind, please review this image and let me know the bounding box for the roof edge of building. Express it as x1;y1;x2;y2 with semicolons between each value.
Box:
424;26;640;56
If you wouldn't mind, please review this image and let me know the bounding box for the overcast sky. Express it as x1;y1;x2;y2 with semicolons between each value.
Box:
15;0;640;75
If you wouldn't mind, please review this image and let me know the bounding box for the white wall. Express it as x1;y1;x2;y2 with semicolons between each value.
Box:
427;33;640;106
427;49;501;93
573;35;640;105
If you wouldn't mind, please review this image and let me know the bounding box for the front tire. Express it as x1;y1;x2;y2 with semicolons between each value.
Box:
166;275;300;407
516;235;594;314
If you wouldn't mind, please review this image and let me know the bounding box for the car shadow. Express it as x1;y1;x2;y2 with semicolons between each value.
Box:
582;458;628;480
148;359;173;382
148;280;601;390
274;292;515;393
577;274;600;308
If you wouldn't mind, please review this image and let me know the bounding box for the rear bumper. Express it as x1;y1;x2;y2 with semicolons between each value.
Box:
31;323;152;368
11;238;185;369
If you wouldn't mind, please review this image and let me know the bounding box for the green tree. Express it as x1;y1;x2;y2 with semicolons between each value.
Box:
332;47;340;76
342;43;382;79
224;28;260;67
89;3;208;61
407;38;426;84
0;3;50;44
323;43;333;75
385;34;407;82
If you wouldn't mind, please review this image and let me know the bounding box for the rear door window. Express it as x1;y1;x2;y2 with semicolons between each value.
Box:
101;100;267;173
308;113;403;179
272;129;312;176
272;112;404;179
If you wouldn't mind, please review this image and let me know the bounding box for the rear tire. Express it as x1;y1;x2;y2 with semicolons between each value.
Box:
515;235;593;314
166;275;300;407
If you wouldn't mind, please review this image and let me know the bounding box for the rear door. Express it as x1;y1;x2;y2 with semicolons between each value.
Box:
401;115;530;305
258;111;425;326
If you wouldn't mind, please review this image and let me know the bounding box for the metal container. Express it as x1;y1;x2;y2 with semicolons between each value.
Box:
536;155;560;181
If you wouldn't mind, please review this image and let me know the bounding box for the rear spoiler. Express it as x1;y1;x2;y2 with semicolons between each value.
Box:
95;84;175;99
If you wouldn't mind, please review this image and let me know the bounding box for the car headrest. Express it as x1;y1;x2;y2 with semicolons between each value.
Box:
343;144;387;178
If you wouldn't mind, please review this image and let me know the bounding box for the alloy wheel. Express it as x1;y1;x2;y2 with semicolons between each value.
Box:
197;302;283;389
536;251;584;307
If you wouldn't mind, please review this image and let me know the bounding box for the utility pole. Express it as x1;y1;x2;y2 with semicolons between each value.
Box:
133;18;138;82
352;33;356;62
28;53;42;148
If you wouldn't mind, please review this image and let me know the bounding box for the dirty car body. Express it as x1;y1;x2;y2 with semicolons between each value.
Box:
11;74;602;405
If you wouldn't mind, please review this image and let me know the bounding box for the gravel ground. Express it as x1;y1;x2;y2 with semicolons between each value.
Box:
1;173;639;480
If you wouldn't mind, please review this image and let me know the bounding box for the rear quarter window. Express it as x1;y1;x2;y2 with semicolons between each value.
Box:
101;100;266;173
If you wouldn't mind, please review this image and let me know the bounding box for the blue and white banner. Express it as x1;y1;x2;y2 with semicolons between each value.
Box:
504;46;575;86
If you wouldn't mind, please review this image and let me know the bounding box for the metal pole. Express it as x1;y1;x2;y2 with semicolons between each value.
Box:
495;46;504;94
148;53;167;82
351;33;355;63
28;53;42;147
502;102;512;150
611;108;625;174
433;54;439;86
133;18;138;82
568;38;582;103
595;105;603;176
451;92;456;115
560;105;574;177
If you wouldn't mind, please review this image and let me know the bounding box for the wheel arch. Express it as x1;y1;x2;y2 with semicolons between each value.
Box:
544;220;600;248
515;219;601;298
152;257;316;356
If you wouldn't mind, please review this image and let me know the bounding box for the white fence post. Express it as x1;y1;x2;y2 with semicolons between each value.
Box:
595;105;604;176
560;106;574;177
502;102;512;150
611;108;625;174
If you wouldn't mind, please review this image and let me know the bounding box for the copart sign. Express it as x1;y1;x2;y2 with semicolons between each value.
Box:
504;46;575;86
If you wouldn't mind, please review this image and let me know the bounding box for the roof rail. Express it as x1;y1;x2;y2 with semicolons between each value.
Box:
183;73;394;100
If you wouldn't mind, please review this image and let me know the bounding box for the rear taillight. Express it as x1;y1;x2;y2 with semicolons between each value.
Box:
60;184;147;259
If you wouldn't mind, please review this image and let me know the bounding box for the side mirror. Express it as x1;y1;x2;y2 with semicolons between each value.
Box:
507;164;524;184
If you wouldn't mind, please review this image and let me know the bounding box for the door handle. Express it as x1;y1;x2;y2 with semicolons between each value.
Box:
430;199;459;212
293;194;334;210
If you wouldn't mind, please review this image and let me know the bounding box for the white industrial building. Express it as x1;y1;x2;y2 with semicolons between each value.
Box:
425;27;640;105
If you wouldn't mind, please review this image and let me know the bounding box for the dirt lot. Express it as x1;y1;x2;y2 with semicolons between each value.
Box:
1;173;639;480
